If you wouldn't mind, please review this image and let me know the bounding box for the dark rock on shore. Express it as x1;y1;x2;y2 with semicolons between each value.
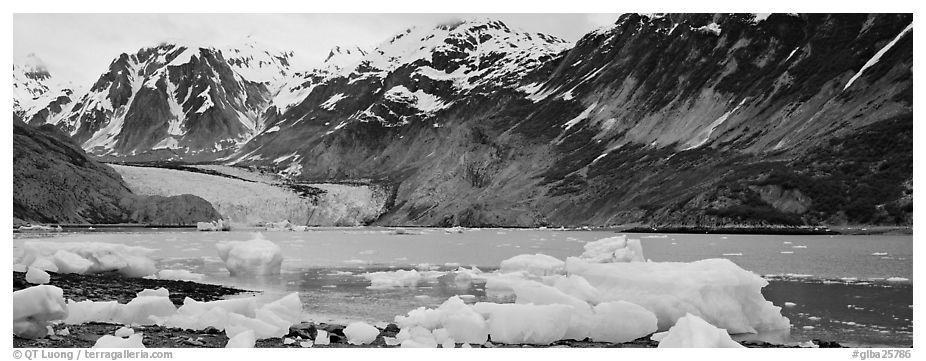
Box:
13;271;250;306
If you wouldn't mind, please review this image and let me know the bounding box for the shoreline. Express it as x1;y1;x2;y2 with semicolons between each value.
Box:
12;224;913;236
12;271;845;349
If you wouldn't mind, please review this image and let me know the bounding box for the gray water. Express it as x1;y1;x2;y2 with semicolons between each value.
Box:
13;228;913;347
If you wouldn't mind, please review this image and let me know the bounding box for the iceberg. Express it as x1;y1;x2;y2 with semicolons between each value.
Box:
157;269;206;282
654;313;744;348
25;267;50;284
363;269;423;289
472;302;573;345
18;241;157;277
565;257;790;334
499;254;565;276
344;321;380;345
13;285;69;339
579;235;645;263
589;301;658;343
216;233;283;276
225;329;256;348
93;333;146;348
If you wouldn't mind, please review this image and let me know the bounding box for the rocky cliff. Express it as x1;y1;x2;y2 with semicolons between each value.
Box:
13;120;222;225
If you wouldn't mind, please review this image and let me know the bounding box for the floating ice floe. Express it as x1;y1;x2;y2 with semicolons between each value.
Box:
653;313;744;348
344;321;380;345
885;277;910;283
197;219;231;232
499;254;565;276
363;269;423;289
18;241;157;277
157;269;206;282
579;235;645;263
216;233;283;276
13;285;69;339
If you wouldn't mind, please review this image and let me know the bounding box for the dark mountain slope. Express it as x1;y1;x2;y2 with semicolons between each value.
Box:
13;120;222;225
225;14;911;227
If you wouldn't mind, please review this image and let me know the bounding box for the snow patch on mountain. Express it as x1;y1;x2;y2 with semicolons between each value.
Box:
843;22;912;91
320;93;348;110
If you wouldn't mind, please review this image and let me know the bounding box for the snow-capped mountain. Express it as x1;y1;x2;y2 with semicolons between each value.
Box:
13;54;78;127
54;42;294;160
235;18;571;166
12;14;913;227
231;14;912;227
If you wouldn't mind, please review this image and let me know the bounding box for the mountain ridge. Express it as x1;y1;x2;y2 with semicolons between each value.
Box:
13;14;913;227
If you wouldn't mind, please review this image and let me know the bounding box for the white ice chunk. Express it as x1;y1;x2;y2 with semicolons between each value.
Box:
136;288;169;298
344;321;380;345
472;302;572;345
226;313;284;339
314;330;330;345
216;233;283;276
53;250;94;274
65;299;120;324
114;327;134;337
579;235;645;263
114;296;177;325
225;329;256;348
363;269;422;289
565;257;790;334
13;285;69;339
19;241;156;277
589;301;658;343
93;333;145;348
499;254;565;276
157;269;206;282
655;313;744;348
394;296;489;344
25;267;50;284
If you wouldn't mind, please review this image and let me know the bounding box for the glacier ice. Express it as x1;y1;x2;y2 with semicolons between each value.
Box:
389;234;788;346
344;321;380;345
395;296;488;345
93;333;146;348
13;285;69;339
25;267;50;284
654;313;744;348
18;241;157;277
114;295;177;325
588;301;658;343
314;330;330;345
578;235;645;263
157;269;206;282
499;253;565;276
216;233;283;276
363;269;423;289
225;329;256;348
114;326;134;337
565;256;790;334
472;302;572;345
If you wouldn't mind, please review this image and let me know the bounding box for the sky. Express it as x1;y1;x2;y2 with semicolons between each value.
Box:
13;13;622;87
